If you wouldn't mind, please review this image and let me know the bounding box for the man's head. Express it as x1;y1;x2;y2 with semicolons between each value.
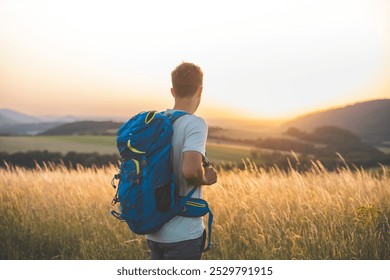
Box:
171;62;203;98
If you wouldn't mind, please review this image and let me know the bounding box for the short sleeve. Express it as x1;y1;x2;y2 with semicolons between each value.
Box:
182;117;208;157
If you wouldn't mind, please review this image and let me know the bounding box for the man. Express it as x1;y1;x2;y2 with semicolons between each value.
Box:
146;62;217;260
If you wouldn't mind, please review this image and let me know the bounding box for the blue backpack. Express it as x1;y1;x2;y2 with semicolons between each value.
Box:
111;110;213;252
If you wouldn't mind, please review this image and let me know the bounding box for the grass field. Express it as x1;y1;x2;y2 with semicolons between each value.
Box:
378;146;390;154
0;136;118;154
0;163;389;260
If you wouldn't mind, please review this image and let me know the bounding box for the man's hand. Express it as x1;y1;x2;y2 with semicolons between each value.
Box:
182;151;217;186
202;166;217;185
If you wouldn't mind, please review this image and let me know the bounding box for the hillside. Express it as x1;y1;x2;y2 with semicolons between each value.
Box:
0;109;64;135
0;122;64;136
40;121;123;135
0;114;19;128
283;99;390;144
0;108;41;124
0;109;76;135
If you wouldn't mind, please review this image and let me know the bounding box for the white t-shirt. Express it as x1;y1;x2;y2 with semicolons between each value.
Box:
146;109;208;243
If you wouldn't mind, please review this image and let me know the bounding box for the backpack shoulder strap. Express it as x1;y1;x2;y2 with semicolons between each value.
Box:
163;110;188;124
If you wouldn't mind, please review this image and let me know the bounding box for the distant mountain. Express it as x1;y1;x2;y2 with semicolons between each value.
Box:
0;114;19;128
0;108;41;124
0;122;64;136
40;121;123;135
0;109;64;135
38;115;82;123
283;99;390;144
0;108;126;136
0;109;98;135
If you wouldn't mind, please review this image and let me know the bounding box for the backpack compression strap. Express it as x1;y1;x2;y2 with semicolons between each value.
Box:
205;210;213;252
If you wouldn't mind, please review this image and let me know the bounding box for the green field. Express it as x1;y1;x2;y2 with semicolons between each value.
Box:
206;142;252;163
378;146;390;154
0;136;251;163
0;136;118;154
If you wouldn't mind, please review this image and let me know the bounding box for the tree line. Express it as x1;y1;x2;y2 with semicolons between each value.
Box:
211;126;390;171
0;151;119;169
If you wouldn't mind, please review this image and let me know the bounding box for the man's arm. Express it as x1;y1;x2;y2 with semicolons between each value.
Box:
182;151;217;186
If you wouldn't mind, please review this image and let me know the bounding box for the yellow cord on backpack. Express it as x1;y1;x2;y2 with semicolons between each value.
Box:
131;159;140;175
186;201;206;208
127;140;146;154
145;111;157;124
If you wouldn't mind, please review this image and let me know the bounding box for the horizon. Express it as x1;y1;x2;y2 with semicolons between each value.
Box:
1;97;389;124
1;1;390;119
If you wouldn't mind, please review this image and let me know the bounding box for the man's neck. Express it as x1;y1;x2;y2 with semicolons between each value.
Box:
173;98;198;114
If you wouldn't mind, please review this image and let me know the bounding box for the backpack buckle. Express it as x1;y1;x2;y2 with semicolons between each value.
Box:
203;242;213;252
111;194;119;206
111;173;120;189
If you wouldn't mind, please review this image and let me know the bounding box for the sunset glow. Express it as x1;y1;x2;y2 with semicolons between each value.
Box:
1;0;389;120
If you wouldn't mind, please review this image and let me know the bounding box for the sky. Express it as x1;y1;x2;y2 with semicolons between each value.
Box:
0;0;389;120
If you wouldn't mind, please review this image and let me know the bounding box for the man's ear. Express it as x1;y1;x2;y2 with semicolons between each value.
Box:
198;86;203;97
171;88;176;98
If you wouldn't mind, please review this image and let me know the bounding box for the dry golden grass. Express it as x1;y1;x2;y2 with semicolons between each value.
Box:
0;162;389;259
